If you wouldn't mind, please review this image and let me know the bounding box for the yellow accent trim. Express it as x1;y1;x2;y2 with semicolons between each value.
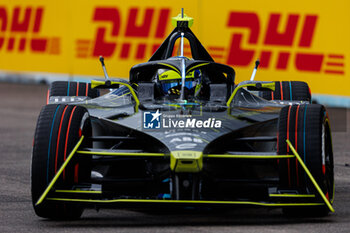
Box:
77;151;294;159
116;92;131;98
90;80;105;89
35;136;85;206
158;63;180;74
55;190;102;194
159;70;197;81
206;154;293;159
171;14;194;28
91;80;140;112
269;194;316;198
76;150;166;157
106;92;132;103
45;197;325;207
286;139;335;212
187;63;210;73
159;70;182;80
164;103;182;108
226;82;276;107
170;151;203;172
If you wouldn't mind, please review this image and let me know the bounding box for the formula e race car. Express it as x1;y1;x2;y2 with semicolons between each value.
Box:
31;11;334;219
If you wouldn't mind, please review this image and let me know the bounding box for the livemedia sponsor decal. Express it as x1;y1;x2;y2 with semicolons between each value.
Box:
143;110;222;129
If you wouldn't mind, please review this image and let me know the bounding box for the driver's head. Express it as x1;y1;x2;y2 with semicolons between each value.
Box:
157;57;202;96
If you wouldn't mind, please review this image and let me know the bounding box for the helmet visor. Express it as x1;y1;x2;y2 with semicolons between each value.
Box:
160;79;196;93
158;69;201;94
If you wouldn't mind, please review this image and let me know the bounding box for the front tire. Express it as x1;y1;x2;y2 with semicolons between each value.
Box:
31;104;92;219
47;81;99;104
260;81;311;102
277;104;334;216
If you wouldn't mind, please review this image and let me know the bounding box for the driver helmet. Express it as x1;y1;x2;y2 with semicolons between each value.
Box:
157;57;202;96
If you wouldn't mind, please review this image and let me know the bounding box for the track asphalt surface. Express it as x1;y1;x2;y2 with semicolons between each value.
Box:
0;82;349;233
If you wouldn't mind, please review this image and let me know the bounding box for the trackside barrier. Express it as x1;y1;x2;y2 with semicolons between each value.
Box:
0;1;349;107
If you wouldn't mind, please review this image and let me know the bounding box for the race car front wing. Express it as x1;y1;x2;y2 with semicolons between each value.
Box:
35;136;334;212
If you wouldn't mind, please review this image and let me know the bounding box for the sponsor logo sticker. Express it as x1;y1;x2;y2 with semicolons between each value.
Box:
143;110;162;129
142;110;222;130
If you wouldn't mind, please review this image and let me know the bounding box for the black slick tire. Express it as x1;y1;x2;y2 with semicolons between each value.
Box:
47;81;99;103
31;104;92;219
277;104;334;216
260;81;311;102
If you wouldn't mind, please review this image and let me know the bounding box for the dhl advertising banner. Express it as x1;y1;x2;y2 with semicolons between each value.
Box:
0;0;349;106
